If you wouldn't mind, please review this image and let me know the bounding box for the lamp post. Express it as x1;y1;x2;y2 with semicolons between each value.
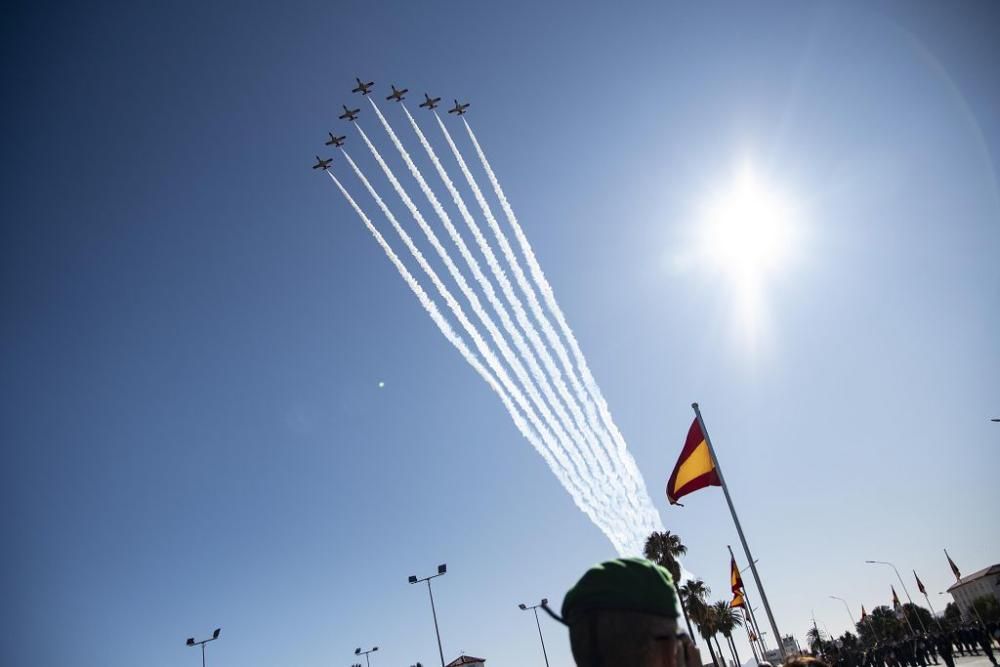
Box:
865;560;928;633
518;599;551;667
185;628;221;667
354;647;379;667
409;564;448;667
829;596;857;628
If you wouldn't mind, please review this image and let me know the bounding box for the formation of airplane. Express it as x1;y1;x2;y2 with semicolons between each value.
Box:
386;85;408;102
317;82;472;171
339;105;360;122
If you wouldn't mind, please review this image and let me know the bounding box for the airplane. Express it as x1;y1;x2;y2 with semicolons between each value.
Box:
352;77;374;95
419;93;441;110
312;156;333;171
448;100;470;115
325;132;346;147
386;85;408;102
339;105;360;121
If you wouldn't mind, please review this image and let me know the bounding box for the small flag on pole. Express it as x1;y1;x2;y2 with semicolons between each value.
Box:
914;570;927;596
861;605;868;620
892;586;901;609
731;556;745;595
731;590;746;609
666;417;722;505
945;549;962;581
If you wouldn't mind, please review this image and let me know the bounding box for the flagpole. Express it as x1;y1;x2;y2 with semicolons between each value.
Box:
693;403;786;659
729;545;769;658
922;593;944;631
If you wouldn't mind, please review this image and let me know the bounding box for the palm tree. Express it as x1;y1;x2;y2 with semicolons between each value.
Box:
643;531;686;584
806;626;826;654
682;579;720;667
713;600;744;667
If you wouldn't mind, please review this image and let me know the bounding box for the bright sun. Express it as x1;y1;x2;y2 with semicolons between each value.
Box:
688;163;798;342
699;165;794;282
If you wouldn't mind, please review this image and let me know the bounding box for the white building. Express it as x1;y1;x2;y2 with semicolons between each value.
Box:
946;563;1000;615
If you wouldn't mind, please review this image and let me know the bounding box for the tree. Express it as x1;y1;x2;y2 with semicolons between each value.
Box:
839;632;859;650
645;532;715;665
806;626;827;654
682;579;721;667
644;531;686;584
944;602;963;628
867;605;905;641
972;595;1000;624
713;600;744;667
901;602;933;633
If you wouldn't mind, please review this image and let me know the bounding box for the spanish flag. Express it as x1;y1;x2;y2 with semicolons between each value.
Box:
731;556;745;595
667;417;721;505
945;550;961;581
914;570;927;596
731;590;746;609
892;586;901;609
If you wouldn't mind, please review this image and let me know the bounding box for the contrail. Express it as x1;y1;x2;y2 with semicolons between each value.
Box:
350;116;628;537
369;99;630;523
324;169;624;552
433;112;652;536
400;104;639;525
461;118;662;536
338;149;629;551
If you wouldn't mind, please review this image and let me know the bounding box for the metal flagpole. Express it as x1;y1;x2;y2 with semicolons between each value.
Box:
729;545;769;659
923;593;944;631
693;403;786;659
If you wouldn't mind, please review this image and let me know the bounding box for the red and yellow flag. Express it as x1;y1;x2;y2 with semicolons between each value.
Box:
667;418;721;505
946;550;961;581
914;570;927;596
731;590;746;609
731;556;745;595
891;586;901;609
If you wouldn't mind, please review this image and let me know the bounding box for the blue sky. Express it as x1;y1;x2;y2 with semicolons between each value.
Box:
2;1;998;667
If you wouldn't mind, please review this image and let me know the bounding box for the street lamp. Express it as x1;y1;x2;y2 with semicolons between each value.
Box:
354;646;379;667
185;628;221;667
864;560;927;633
829;596;857;627
409;564;448;667
518;599;551;667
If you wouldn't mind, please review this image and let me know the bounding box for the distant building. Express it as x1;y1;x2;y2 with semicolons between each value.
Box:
445;656;485;667
946;563;1000;615
764;635;802;663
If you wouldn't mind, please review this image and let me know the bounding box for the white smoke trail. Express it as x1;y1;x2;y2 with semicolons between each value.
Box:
325;169;623;551
433;113;653;538
461;118;662;537
350;119;629;543
369;99;627;524
400;104;639;526
338;149;628;552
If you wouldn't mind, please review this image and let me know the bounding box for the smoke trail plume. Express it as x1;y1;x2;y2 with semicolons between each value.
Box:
401;104;639;524
338;149;629;551
461;118;663;537
325;169;624;551
369;99;633;526
350;118;628;538
432;113;652;537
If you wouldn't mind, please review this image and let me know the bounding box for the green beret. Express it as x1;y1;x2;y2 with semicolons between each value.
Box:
562;558;681;622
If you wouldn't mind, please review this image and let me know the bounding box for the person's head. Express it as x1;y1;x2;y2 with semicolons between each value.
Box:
784;657;830;667
561;558;693;667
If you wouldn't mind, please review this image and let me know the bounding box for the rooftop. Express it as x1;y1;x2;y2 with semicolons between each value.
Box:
946;563;1000;592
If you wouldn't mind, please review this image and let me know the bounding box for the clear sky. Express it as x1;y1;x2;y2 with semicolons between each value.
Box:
2;2;998;667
